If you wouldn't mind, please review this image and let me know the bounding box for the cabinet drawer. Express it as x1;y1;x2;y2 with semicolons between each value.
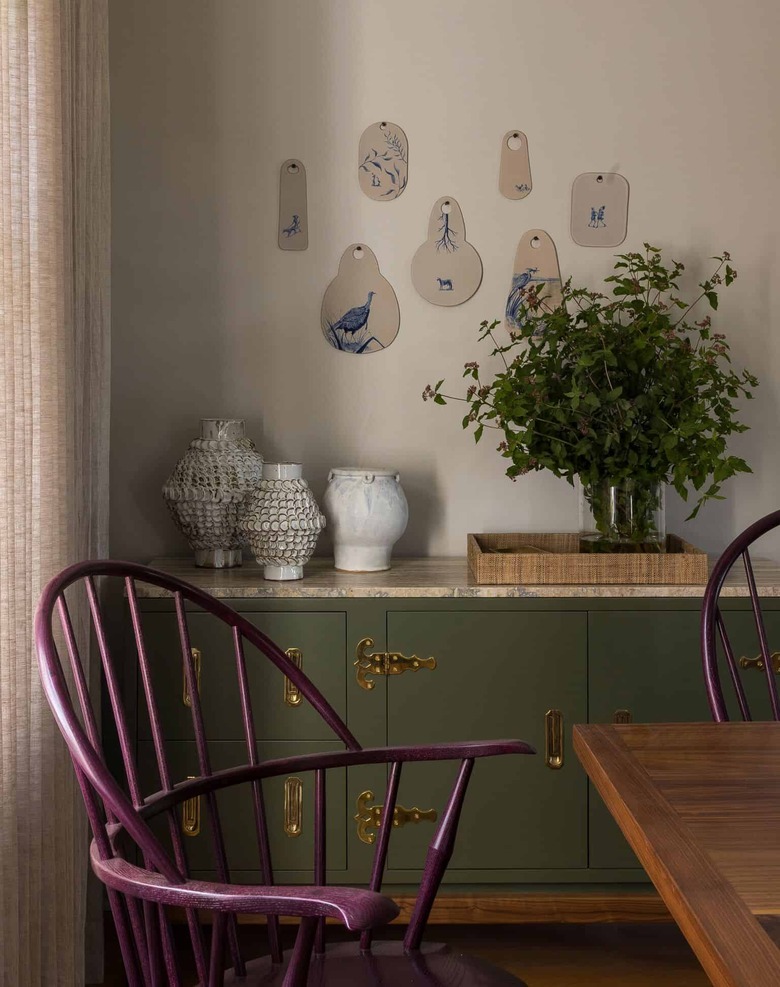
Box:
384;611;587;873
138;740;347;880
136;611;346;742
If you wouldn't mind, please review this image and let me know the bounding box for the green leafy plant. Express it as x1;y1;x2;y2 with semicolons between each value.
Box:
423;245;758;539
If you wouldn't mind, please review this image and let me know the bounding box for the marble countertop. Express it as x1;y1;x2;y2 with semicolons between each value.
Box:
136;556;780;599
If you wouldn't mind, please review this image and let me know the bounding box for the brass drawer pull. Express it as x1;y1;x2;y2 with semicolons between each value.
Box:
613;709;632;724
182;647;202;708
283;648;304;707
739;652;780;674
284;777;303;838
181;776;200;837
354;637;437;691
354;789;438;845
545;709;564;770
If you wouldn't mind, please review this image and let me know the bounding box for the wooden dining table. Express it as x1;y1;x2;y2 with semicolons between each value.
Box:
574;721;780;987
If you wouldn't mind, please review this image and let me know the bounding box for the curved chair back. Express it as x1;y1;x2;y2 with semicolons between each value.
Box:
701;510;780;721
35;559;361;985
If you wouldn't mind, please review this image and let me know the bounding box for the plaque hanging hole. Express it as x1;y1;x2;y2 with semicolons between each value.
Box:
596;174;604;183
442;201;452;214
287;162;299;174
531;236;541;249
507;134;523;151
352;246;364;260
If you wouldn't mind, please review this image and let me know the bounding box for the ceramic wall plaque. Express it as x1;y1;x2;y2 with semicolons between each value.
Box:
278;159;308;250
499;129;532;199
505;230;563;329
321;244;399;354
571;172;629;247
411;196;483;307
358;121;408;201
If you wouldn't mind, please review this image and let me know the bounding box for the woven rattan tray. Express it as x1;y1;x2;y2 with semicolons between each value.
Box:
467;532;708;585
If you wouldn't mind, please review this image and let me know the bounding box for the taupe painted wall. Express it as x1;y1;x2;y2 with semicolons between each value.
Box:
110;0;780;561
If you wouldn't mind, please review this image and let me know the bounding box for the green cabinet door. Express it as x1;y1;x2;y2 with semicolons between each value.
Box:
137;740;347;884
137;611;346;742
384;611;587;877
588;609;780;870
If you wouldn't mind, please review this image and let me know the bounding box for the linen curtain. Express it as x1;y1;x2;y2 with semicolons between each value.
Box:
0;1;110;983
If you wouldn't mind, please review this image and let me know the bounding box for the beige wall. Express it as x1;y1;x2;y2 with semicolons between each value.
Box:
110;0;780;561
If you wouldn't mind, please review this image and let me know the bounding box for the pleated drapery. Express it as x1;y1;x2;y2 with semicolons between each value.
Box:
0;1;110;983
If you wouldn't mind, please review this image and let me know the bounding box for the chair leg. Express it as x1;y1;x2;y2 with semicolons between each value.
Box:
283;916;318;987
208;912;227;987
403;758;474;952
107;890;144;987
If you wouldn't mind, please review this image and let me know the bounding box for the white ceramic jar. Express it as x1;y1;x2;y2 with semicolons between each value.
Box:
240;463;326;580
323;467;408;572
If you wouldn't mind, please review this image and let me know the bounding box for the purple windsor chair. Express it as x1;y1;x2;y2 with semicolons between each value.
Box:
35;560;533;986
702;509;780;721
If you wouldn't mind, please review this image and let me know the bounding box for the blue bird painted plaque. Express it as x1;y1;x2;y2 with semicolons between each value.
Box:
321;244;400;354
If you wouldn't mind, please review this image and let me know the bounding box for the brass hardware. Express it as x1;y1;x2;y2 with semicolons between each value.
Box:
353;789;438;846
283;648;304;707
181;776;200;837
739;652;780;674
545;709;564;770
182;647;202;708
354;637;437;691
613;709;633;724
283;777;303;838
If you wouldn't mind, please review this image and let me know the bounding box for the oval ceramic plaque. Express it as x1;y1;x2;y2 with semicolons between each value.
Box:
571;172;629;247
321;244;399;354
505;230;563;329
411;196;483;307
278;159;308;250
358;121;408;201
499;129;532;200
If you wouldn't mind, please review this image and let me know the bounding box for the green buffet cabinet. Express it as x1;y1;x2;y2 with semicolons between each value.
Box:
128;556;780;920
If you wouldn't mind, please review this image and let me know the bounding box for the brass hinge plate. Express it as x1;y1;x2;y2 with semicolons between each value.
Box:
354;637;436;691
354;790;437;845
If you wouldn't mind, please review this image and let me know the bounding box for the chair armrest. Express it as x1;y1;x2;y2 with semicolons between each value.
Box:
91;846;399;931
362;739;536;762
139;740;535;821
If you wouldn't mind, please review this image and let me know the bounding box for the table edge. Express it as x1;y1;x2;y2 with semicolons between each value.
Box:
574;723;780;987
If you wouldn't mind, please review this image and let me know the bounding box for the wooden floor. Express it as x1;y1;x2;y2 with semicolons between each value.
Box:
99;921;712;985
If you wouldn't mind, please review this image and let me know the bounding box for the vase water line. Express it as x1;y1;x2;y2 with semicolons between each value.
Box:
162;419;264;568
323;467;408;572
240;463;326;580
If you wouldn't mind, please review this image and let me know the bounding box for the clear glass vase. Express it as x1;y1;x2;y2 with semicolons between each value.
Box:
579;478;666;554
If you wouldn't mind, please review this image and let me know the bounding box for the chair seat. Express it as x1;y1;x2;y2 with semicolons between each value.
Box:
212;941;528;986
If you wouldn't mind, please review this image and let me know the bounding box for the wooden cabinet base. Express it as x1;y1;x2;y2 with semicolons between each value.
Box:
171;892;670;926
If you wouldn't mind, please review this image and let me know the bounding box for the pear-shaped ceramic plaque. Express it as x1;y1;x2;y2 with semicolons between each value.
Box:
278;159;308;250
321;244;399;354
499;130;532;199
505;230;563;329
411;196;483;307
571;172;629;247
358;121;408;201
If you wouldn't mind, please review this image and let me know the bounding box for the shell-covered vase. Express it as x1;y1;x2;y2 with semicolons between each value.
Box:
323;467;408;572
162;419;264;568
240;463;326;580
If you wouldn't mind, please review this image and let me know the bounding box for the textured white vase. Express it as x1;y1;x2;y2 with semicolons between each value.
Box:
162;419;264;568
323;467;408;572
240;463;326;580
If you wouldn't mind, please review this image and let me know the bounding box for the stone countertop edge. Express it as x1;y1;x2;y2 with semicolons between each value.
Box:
133;556;780;599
